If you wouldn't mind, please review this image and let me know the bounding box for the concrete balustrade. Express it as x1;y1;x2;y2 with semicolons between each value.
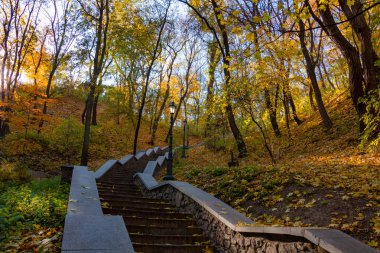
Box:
61;147;168;253
62;146;377;253
61;166;133;252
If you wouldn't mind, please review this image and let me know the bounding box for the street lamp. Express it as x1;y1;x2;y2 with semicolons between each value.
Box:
181;119;187;158
164;101;176;180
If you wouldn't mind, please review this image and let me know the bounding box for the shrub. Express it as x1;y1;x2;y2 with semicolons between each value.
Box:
49;117;83;163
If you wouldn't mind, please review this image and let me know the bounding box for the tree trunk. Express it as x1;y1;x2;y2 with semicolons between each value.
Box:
150;48;177;144
82;96;88;124
150;87;169;145
248;108;275;164
0;119;10;138
309;85;317;111
321;59;336;89
289;93;303;126
299;19;332;129
204;39;220;137
283;87;291;130
284;80;303;125
92;93;99;126
265;88;281;137
81;87;95;165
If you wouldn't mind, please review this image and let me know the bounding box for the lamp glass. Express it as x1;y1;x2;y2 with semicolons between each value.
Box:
169;102;176;114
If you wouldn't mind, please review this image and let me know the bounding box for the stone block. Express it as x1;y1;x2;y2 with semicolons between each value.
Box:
156;156;166;167
236;226;265;233
62;215;134;252
61;165;74;183
135;173;158;190
304;229;347;245
94;160;118;179
135;151;146;160
318;236;378;253
119;155;134;165
67;167;102;216
146;148;154;157
144;161;158;176
263;226;291;235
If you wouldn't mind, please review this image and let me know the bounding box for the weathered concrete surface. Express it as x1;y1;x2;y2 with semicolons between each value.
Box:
94;160;118;179
67;166;102;216
119;155;134;166
62;166;134;253
143;161;158;176
62;215;134;252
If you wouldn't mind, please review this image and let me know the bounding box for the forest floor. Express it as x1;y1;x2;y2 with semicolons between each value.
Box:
173;93;380;249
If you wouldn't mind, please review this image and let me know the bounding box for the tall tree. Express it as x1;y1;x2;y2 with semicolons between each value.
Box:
298;18;332;129
180;0;248;157
79;0;110;166
150;42;181;145
42;0;77;118
133;1;170;155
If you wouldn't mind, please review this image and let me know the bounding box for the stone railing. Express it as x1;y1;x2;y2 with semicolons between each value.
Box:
134;156;378;253
61;146;168;253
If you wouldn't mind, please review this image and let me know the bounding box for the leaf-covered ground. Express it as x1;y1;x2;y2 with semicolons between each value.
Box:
173;95;380;249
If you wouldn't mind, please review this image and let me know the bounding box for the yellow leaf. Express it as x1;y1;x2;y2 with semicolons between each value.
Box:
247;33;255;42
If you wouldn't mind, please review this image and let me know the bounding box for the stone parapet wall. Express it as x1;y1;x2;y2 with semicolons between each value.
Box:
135;180;320;253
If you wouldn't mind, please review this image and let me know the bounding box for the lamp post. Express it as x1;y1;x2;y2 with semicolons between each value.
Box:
181;119;187;158
164;101;176;180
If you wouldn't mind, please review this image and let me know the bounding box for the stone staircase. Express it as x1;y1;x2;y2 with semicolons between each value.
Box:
96;162;212;253
62;147;378;253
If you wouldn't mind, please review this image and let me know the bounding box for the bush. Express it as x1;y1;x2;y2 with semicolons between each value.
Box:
49;117;83;163
0;160;30;182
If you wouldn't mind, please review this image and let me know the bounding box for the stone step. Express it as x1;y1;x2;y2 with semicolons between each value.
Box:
98;176;133;184
103;200;174;209
132;243;208;253
97;184;140;190
103;207;191;219
98;189;144;197
97;182;137;187
126;225;204;236
97;185;141;192
100;195;166;203
102;176;131;179
123;216;195;228
102;204;176;213
129;234;207;245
